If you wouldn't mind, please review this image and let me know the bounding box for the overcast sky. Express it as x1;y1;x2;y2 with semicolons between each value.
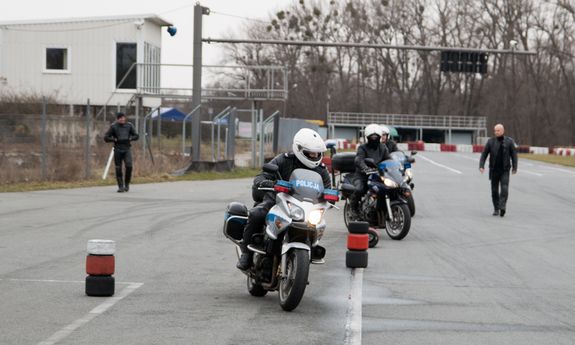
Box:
0;0;293;66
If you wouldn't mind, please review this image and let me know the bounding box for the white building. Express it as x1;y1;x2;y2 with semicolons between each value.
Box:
0;14;172;107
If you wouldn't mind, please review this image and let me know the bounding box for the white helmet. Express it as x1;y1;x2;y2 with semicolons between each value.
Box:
364;123;383;139
380;125;390;136
292;128;326;169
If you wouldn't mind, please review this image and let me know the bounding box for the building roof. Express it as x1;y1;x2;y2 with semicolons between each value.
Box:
0;14;172;28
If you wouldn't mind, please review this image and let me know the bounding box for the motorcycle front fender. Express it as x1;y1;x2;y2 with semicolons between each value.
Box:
281;243;311;278
281;242;311;255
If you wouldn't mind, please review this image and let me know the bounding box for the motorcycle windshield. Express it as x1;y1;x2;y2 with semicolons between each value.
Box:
379;160;404;184
289;169;324;202
390;151;407;165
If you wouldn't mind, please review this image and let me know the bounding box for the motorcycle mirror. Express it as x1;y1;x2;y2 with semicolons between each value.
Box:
262;163;279;174
411;151;418;156
364;158;377;168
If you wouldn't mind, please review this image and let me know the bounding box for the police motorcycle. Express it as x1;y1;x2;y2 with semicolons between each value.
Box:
331;152;412;242
223;163;352;311
390;151;417;217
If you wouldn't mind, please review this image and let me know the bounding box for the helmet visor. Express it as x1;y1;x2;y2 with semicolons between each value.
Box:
303;150;322;162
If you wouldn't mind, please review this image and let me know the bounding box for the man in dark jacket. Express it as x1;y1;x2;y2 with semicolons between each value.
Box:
349;124;391;216
479;124;518;217
104;112;139;192
237;128;331;270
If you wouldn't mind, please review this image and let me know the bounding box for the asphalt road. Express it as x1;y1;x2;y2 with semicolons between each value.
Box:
1;151;575;345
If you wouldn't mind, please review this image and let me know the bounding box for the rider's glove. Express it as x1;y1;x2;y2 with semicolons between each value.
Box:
362;168;375;175
258;180;275;188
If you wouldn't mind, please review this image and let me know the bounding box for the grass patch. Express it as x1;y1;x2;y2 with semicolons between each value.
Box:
1;168;259;193
519;154;575;167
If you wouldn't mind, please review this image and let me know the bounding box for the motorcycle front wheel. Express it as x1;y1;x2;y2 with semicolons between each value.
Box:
278;249;310;311
406;194;416;217
385;203;411;240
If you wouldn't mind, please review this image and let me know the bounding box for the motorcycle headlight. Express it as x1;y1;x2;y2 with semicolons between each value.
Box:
289;203;305;221
308;209;324;226
383;178;399;188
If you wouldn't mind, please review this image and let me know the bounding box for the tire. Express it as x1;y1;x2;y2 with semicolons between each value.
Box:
85;276;115;297
407;194;416;217
347;221;369;234
86;255;115;276
347;234;369;251
385;203;411;241
343;201;352;228
278;249;310;311
367;228;380;248
346;250;368;268
247;276;267;297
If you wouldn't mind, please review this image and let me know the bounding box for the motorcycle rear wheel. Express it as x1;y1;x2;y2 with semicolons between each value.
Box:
278;249;310;311
385;203;411;240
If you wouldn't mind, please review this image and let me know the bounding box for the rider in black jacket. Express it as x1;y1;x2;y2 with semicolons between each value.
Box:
237;128;331;270
104;112;139;192
349;124;391;216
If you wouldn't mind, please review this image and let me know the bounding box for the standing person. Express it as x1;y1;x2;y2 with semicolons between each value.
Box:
479;124;518;217
104;112;139;193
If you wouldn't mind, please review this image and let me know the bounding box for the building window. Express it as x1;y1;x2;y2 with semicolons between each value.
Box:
45;48;69;72
116;43;137;89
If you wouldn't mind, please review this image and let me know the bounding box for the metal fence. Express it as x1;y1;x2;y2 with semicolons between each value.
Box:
328;112;487;130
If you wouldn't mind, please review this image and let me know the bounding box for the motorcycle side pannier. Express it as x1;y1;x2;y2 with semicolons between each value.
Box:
331;152;356;173
224;202;248;243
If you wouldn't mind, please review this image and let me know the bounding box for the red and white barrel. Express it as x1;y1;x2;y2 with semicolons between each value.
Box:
85;239;115;297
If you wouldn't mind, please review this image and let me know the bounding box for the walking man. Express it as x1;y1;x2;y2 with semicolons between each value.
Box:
479;124;518;217
104;112;139;192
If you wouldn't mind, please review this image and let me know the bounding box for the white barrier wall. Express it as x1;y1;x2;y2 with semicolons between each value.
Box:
456;144;473;153
425;143;441;152
397;143;408;151
529;146;549;155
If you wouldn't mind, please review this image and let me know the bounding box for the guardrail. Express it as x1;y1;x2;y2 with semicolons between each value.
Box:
328;112;487;130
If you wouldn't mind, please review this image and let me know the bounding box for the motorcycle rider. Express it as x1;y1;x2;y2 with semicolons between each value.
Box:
237;128;331;270
381;125;398;153
349;124;391;217
104;112;139;192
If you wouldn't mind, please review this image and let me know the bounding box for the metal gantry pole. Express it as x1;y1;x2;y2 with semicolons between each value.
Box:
41;97;47;180
251;102;257;168
85;99;91;179
182;105;201;155
259;109;264;167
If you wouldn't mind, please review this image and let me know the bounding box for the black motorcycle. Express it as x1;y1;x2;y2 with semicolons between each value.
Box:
333;153;412;241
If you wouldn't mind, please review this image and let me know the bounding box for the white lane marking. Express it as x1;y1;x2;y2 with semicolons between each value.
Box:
37;282;143;345
520;170;543;177
452;153;479;162
418;154;463;174
344;268;363;345
544;166;575;175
